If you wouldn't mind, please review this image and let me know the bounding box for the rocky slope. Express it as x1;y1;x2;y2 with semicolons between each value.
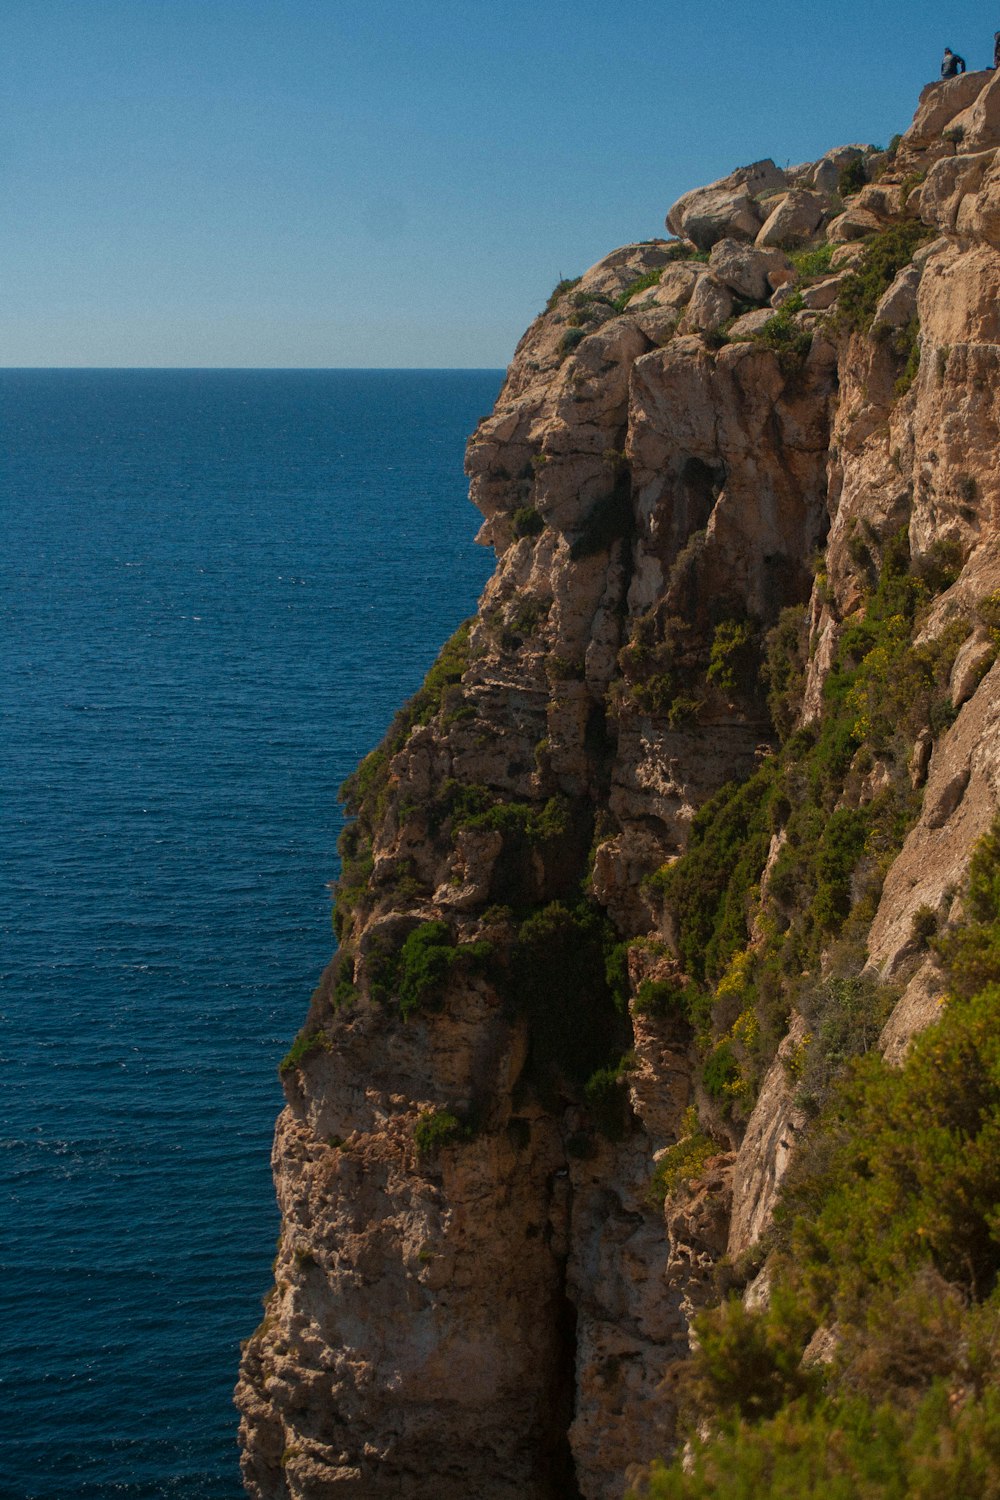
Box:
236;71;1000;1499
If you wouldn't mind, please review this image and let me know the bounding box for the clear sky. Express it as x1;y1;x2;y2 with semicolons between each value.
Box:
3;0;994;368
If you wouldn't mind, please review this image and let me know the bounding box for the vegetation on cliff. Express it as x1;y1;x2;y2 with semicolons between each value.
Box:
647;529;966;1121
632;820;1000;1497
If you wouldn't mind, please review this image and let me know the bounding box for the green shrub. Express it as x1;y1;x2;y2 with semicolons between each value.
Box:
544;275;581;312
633;1386;1000;1499
763;606;809;741
512;505;545;538
508;900;630;1093
788;243;835;278
413;1108;464;1155
703;1041;741;1098
634;976;687;1015
396;921;457;1019
278;1030;331;1075
559;326;587;359
652;763;777;985
838;157;868;196
682;1290;818;1426
740;291;812;370
584;1061;631;1140
835;222;931;334
707;619;759;697
649;1108;718;1203
794;970;895;1115
614;267;664;311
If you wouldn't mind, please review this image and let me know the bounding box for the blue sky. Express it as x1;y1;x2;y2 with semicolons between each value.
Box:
3;0;994;367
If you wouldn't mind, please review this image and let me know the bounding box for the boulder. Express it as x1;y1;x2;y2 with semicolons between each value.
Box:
785;160;817;187
666;160;786;249
680;274;734;331
771;282;800;308
852;182;905;220
728;308;777;338
812;157;841;195
571;240;678;300
830;242;866;269
666;184;764;250
801;274;847;310
824;144;867;170
826;206;882;242
642;261;703;308
917;149;998;234
871;263;921;328
708;239;784;301
810;145;865;195
947;68;1000;150
902;72;993;147
967;152;1000;244
755;190;827;248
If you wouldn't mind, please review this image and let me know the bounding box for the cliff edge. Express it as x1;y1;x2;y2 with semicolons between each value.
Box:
237;71;1000;1499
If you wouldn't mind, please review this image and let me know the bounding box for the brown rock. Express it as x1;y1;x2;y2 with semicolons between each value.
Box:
902;72;993;148
755;190;827;248
801;274;847;310
871;263;921;329
679;274;734;332
727;1016;808;1260
945;67;1000;150
728;308;778;337
666;162;786;250
826;206;883;242
708;239;787;301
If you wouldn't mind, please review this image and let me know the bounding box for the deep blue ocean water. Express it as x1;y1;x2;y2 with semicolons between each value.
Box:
0;369;501;1500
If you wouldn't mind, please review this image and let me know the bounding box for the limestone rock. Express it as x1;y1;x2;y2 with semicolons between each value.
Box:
727;1016;807;1260
679;274;734;332
902;72;993;148
852;182;905;220
871;263;921;328
666;161;786;249
708;239;786;301
879;961;947;1066
755;189;826;248
666;185;763;251
917;149;998;235
826;206;883;242
945;67;1000;150
637;261;703;309
728;307;777;337
801;274;846;310
868;661;1000;979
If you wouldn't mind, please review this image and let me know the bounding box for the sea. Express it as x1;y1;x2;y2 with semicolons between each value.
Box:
0;369;503;1500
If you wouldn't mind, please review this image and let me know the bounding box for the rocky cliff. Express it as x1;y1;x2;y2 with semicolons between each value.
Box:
236;71;1000;1499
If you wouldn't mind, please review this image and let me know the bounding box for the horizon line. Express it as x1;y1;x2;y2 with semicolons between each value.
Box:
0;364;509;373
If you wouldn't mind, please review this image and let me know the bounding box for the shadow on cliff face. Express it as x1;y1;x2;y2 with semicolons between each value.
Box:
542;1289;584;1500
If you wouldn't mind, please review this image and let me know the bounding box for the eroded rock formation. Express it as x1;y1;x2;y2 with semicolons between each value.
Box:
237;73;1000;1498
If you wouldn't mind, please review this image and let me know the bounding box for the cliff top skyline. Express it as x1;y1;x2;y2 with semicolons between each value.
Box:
5;0;996;368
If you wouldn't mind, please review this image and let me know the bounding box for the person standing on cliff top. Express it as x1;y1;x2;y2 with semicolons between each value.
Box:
994;31;1000;68
941;46;967;77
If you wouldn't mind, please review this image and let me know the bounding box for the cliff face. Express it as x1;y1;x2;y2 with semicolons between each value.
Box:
236;73;1000;1499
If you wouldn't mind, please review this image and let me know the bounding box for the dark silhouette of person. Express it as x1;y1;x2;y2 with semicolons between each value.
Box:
994;31;1000;68
941;47;967;78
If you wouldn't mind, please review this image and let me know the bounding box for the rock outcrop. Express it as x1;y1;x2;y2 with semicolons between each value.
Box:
237;71;1000;1499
